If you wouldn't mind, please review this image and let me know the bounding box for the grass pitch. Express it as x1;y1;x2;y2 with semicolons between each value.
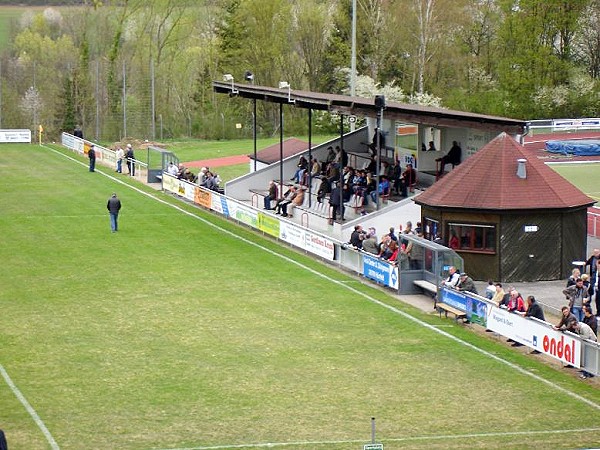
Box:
1;144;600;449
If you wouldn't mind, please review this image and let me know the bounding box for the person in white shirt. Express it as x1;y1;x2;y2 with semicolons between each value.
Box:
115;146;125;173
441;266;460;288
167;162;178;176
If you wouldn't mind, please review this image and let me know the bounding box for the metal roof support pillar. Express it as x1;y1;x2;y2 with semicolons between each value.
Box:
375;95;385;210
338;114;344;220
279;103;284;198
308;108;313;208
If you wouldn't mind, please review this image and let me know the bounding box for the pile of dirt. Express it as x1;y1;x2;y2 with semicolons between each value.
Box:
111;138;167;150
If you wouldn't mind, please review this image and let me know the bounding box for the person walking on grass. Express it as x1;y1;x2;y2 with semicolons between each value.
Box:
107;193;122;233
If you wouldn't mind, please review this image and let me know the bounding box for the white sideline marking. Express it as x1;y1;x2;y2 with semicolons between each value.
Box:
157;427;600;450
6;145;594;449
0;364;60;450
13;213;173;219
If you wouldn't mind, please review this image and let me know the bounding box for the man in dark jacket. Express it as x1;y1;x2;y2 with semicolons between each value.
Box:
523;295;545;321
125;144;135;176
458;273;478;294
88;145;96;172
107;193;122;232
329;182;344;223
582;305;598;336
436;141;461;176
553;306;578;332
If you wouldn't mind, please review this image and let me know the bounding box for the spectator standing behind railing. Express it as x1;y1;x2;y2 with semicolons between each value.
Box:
88;145;96;172
441;266;460;289
458;273;478;294
566;268;581;287
563;278;589;321
328;182;344;223
350;225;366;249
582;305;598;336
573;320;598;379
125;144;135;176
506;288;526;313
593;260;600;316
485;280;496;300
167;162;178;176
362;228;379;254
553;306;578;332
115;146;124;173
520;295;545;321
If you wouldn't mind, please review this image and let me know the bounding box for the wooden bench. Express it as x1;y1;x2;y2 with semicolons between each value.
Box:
434;302;467;322
413;279;437;297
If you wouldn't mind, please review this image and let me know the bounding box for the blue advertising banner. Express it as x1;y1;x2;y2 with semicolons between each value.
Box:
363;254;398;289
440;288;467;312
465;296;489;327
441;288;489;326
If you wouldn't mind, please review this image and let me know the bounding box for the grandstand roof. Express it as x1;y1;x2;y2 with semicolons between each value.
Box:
249;137;309;164
414;133;595;211
213;81;527;135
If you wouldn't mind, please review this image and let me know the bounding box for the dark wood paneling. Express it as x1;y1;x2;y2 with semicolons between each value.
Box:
461;252;499;282
501;214;561;282
562;209;588;278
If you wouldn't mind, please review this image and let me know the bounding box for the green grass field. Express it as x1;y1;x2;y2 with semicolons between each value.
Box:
1;143;600;449
551;162;600;202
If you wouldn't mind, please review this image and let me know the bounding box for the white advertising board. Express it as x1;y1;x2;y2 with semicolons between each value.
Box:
0;129;31;143
487;307;581;367
280;221;335;261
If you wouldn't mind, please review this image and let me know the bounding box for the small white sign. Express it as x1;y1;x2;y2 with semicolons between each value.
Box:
524;225;538;232
364;444;384;450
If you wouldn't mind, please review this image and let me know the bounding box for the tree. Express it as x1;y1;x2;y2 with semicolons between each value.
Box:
292;0;335;91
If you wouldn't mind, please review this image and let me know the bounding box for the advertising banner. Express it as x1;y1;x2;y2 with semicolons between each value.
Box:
234;203;258;228
362;254;398;289
305;230;335;260
280;221;305;248
0;129;31;143
258;213;280;238
182;181;195;201
62;132;75;149
465;296;489;327
194;187;212;209
487;307;581;367
163;174;179;194
440;288;467;312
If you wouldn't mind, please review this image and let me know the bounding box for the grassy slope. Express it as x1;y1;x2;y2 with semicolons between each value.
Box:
0;144;599;449
0;6;54;52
